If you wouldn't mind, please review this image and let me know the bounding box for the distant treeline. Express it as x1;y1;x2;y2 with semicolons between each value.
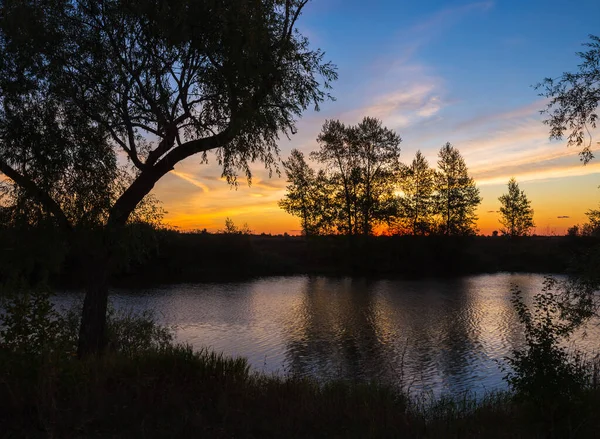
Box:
1;224;596;289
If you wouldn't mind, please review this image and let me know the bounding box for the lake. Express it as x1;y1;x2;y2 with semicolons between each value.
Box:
54;273;600;397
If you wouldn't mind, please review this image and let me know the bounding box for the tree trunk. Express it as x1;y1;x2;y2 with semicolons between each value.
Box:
77;250;110;357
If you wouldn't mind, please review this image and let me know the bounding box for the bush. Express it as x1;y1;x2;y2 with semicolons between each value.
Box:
0;289;76;355
504;279;592;407
0;289;174;357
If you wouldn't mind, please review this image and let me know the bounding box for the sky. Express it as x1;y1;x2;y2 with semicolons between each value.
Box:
153;0;600;236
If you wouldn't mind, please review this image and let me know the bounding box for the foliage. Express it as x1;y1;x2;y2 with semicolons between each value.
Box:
396;150;436;235
0;289;76;355
0;0;337;227
537;34;600;163
504;280;593;407
433;143;481;236
310;117;401;235
278;149;335;236
566;202;600;237
498;177;535;236
0;290;174;357
279;139;483;237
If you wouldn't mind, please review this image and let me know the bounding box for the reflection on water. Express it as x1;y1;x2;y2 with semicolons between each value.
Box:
55;273;600;396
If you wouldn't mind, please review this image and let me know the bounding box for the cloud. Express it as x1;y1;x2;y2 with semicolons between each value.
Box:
351;81;445;129
557;216;570;219
331;1;499;136
408;98;600;187
171;171;211;193
455;100;546;131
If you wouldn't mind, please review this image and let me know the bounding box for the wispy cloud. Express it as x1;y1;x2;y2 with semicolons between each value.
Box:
171;171;211;193
345;80;445;129
455;100;545;131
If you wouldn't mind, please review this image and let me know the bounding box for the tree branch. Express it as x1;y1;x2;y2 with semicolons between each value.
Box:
108;128;235;227
0;158;72;232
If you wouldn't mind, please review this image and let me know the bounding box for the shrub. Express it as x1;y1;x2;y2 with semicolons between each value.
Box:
106;307;174;355
0;290;174;357
504;279;591;406
0;289;76;355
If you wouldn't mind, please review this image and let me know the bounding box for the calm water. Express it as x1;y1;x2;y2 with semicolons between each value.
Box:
54;273;600;396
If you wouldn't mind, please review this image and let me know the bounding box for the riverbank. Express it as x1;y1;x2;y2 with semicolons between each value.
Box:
111;232;594;286
1;225;596;288
2;344;599;438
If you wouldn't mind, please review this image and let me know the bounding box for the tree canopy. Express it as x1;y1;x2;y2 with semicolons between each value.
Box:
310;117;401;235
0;0;336;355
280;136;482;237
278;149;334;236
537;34;600;163
0;0;337;230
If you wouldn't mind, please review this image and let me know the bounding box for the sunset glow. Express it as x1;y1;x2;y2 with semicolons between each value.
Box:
151;0;600;236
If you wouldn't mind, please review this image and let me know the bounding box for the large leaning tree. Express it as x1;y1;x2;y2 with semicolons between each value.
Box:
0;0;336;356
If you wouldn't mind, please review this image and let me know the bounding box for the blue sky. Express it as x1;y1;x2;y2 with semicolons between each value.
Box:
155;0;600;234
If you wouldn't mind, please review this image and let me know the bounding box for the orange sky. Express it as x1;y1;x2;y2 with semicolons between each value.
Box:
152;144;600;237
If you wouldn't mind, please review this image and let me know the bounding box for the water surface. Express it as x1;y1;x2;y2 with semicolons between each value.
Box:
55;273;600;396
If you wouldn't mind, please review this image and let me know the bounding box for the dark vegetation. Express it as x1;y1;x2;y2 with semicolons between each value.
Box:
1;223;597;288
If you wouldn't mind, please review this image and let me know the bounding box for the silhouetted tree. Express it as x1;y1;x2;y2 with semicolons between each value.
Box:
498;178;535;236
0;0;336;355
396;151;435;235
433;143;481;235
311;120;358;235
349;117;402;235
220;217;251;235
537;35;600;163
311;117;401;235
278;149;334;236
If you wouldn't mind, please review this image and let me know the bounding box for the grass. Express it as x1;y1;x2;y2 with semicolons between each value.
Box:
2;345;600;438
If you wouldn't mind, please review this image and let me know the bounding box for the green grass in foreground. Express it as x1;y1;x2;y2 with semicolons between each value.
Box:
2;345;600;439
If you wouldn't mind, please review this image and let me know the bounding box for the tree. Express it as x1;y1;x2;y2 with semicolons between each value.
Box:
311;117;401;235
349;117;402;235
498;178;535;236
396;150;435;235
220;217;251;235
278;149;334;236
0;0;336;356
311;119;357;235
537;35;600;163
433;143;481;236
